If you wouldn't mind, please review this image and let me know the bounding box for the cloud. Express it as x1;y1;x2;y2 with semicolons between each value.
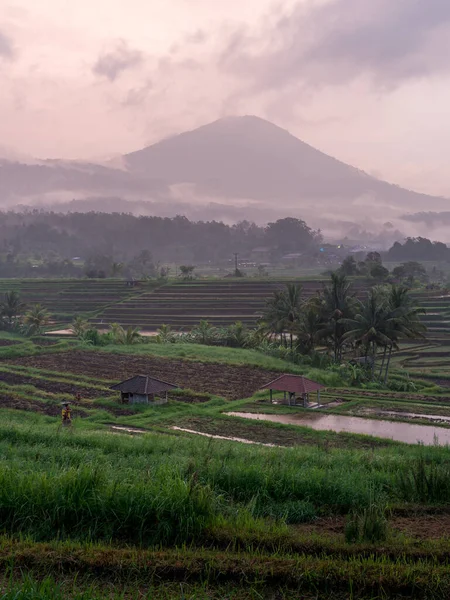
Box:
220;0;450;91
0;29;15;60
92;40;143;81
185;29;208;44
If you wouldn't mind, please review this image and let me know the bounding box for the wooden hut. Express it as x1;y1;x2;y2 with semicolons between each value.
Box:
110;375;178;405
260;374;325;407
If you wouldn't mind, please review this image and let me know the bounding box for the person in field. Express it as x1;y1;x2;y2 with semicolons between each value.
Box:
61;402;72;427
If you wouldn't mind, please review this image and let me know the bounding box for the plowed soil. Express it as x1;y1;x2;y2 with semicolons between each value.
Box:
0;371;113;399
0;393;86;417
298;513;450;540
8;351;280;400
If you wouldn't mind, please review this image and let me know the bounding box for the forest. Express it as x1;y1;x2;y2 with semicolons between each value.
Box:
0;212;321;277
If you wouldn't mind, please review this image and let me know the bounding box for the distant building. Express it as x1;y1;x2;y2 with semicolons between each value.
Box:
110;375;179;405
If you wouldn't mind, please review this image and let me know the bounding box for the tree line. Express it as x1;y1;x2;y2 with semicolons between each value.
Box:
261;274;425;382
0;212;320;277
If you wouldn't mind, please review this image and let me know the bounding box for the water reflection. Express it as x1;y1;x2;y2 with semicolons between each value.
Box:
226;412;450;446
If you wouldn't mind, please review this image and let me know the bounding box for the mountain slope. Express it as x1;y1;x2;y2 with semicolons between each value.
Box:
123;115;446;209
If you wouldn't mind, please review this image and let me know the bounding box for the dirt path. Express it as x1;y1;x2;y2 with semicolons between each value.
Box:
8;351;280;400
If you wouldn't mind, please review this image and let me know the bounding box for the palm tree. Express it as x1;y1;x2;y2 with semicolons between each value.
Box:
295;303;324;354
24;304;50;335
261;284;303;348
279;283;303;349
382;285;426;383
342;288;393;378
118;326;141;345
0;290;26;326
261;289;287;344
314;273;356;361
71;316;90;338
226;321;248;348
156;324;175;344
191;320;217;345
109;322;125;344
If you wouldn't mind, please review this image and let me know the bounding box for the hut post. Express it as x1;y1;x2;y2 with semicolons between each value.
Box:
317;390;321;405
270;389;273;404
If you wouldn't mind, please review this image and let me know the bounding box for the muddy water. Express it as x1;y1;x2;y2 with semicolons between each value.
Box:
227;412;450;446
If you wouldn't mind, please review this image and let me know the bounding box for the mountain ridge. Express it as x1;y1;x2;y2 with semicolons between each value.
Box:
0;116;448;224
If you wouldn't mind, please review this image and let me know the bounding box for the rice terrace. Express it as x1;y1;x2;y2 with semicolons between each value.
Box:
3;269;450;599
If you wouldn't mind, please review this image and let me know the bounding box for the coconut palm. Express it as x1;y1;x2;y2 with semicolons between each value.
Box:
295;303;325;354
342;288;393;378
262;284;303;347
279;283;303;348
71;316;90;338
261;289;287;343
226;321;248;348
109;322;125;344
119;326;141;345
314;273;356;361
0;290;26;327
156;324;175;344
381;285;426;382
23;303;50;335
191;320;217;345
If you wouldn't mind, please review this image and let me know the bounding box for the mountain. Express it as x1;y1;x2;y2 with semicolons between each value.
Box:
1;116;448;232
123;116;448;210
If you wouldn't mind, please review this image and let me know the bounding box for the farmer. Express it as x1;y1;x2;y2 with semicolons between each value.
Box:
61;402;72;427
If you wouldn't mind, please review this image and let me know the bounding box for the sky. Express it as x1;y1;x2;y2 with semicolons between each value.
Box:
1;0;450;196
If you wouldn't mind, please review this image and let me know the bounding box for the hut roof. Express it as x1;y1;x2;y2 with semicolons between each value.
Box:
110;375;178;395
261;374;325;395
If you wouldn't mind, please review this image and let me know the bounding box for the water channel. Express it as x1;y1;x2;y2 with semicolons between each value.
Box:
226;412;450;446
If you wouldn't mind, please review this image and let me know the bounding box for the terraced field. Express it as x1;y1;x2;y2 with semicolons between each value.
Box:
91;279;371;330
0;279;155;326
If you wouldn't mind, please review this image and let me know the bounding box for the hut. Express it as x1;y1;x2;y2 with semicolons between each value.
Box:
260;374;325;408
110;375;179;405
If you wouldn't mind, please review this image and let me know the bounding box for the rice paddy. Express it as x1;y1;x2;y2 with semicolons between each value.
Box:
2;279;450;597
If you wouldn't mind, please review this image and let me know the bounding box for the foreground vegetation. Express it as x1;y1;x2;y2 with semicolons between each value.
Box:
0;272;450;598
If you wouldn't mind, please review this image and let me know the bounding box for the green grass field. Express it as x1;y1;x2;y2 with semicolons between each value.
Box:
2;278;450;597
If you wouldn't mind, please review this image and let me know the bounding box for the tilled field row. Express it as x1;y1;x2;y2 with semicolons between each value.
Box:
7;351;281;400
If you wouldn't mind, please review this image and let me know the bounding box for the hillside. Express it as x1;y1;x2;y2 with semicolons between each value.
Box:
124;116;447;209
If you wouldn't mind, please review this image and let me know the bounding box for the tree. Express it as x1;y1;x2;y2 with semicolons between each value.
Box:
71;316;90;338
342;288;393;378
191;320;217;345
340;256;358;276
119;326;140;345
156;324;175;344
279;283;303;349
265;218;321;256
109;322;125;344
370;263;389;281
261;284;303;348
111;262;124;277
226;321;248;348
381;285;426;382
179;265;195;280
0;291;26;327
295;303;324;354
314;273;356;361
24;304;50;335
392;262;428;284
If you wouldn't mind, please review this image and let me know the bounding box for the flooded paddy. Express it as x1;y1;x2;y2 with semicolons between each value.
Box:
227;412;450;446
